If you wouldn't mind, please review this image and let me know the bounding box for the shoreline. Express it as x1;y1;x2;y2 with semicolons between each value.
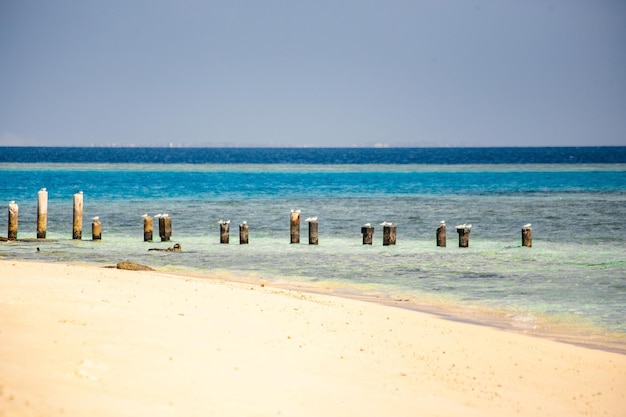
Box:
167;266;626;356
4;256;626;355
2;259;625;416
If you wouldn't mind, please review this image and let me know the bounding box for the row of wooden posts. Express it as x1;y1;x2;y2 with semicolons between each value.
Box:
4;190;533;247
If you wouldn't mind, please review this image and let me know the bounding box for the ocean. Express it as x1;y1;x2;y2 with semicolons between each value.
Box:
1;146;625;353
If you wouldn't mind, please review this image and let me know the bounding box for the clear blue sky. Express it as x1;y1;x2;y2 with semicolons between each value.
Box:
1;0;625;147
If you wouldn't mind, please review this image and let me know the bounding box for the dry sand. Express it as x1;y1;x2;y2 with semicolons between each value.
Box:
1;259;625;416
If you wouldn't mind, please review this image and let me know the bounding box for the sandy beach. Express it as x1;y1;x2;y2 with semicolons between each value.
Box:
1;259;625;416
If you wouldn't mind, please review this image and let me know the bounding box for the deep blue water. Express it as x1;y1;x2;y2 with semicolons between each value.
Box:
1;147;625;352
2;146;626;164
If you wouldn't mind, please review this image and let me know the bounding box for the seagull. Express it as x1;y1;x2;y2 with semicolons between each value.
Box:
92;216;99;221
40;188;46;192
305;216;317;222
291;209;301;214
9;200;15;204
466;224;472;229
142;213;148;217
162;213;169;218
155;214;162;218
241;220;247;225
218;220;231;225
380;221;393;226
363;223;371;227
440;220;446;225
456;223;466;229
523;223;532;228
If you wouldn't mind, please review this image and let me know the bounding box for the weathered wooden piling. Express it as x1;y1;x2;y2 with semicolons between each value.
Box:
72;191;83;240
290;210;301;244
522;223;532;247
92;217;102;240
158;215;165;241
7;201;18;240
306;217;318;245
456;224;472;248
436;220;446;247
382;222;396;246
163;215;172;241
37;188;48;239
361;223;374;245
158;214;172;242
219;220;230;244
239;221;249;244
143;214;153;242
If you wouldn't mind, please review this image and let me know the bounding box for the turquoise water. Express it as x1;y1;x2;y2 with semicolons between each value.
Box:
1;151;625;352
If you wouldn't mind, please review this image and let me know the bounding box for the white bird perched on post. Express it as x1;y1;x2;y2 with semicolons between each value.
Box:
440;220;446;225
523;223;532;228
305;216;317;222
291;209;301;214
241;220;247;225
92;216;99;221
380;221;392;226
218;220;230;225
456;223;472;230
363;223;371;227
40;188;46;192
9;200;15;204
154;214;162;218
142;213;148;217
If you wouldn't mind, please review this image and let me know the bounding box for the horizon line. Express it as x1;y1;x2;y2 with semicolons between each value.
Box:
1;144;623;149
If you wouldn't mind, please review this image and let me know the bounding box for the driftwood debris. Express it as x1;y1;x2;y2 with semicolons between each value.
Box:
148;243;181;252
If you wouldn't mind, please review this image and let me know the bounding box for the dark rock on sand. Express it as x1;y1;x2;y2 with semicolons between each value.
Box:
116;261;155;271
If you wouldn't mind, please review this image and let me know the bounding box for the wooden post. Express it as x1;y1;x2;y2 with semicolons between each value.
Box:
436;221;446;247
7;201;18;240
158;214;171;242
522;223;532;247
37;188;48;239
382;223;396;246
92;217;102;240
361;224;374;245
143;214;153;242
456;224;471;248
239;221;249;244
164;216;172;241
219;220;230;244
306;217;318;245
73;191;83;240
290;210;300;244
158;215;165;241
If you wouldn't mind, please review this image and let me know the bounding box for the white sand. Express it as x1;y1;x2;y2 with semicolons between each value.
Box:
1;259;625;416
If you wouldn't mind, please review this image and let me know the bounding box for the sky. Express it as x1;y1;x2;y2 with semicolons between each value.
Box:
1;0;625;148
